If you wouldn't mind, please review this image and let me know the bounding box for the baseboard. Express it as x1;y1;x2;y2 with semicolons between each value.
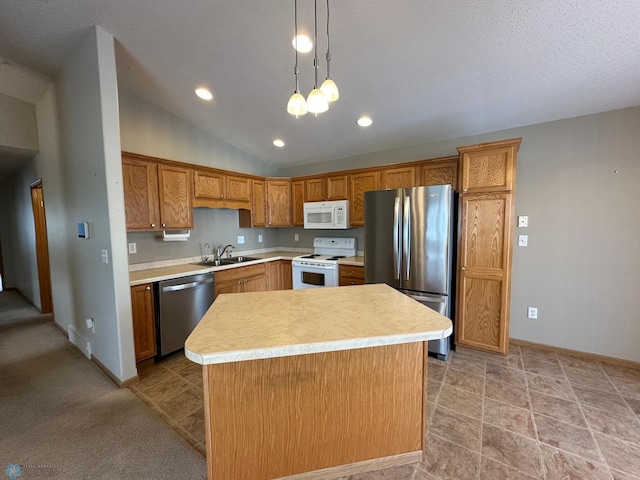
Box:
510;338;640;370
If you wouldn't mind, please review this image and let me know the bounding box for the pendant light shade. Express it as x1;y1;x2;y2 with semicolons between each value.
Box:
287;91;308;116
307;88;329;114
320;78;339;102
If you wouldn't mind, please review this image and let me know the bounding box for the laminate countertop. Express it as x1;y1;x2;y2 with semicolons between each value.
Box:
184;283;452;365
128;251;364;286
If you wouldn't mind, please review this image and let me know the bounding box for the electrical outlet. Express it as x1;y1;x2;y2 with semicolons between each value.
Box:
294;234;299;242
518;235;528;247
518;215;529;228
527;307;538;319
258;235;263;243
237;235;245;244
128;243;137;254
101;249;109;264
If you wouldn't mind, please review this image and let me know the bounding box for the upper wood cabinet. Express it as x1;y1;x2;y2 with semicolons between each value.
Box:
193;169;251;209
291;180;305;226
123;156;160;230
349;171;379;227
239;179;266;228
130;283;156;362
266;178;292;227
458;138;520;193
122;153;193;231
379;166;415;189
325;174;348;200
417;157;459;190
158;164;193;229
301;174;348;202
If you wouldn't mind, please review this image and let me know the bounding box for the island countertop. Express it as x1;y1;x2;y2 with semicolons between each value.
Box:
185;283;452;365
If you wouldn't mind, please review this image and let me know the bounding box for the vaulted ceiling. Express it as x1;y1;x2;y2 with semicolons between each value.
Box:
1;0;639;169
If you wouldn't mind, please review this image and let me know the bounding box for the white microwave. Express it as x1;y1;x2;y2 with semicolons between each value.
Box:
303;200;349;229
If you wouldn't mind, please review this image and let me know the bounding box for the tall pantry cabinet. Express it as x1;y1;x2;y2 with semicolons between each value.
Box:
455;138;521;355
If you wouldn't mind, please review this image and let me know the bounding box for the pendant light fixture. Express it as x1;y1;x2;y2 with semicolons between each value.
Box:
320;0;339;102
287;0;337;117
287;0;307;117
306;0;329;115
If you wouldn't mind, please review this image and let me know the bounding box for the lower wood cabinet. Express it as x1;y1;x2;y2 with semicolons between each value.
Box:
130;283;157;362
455;193;514;354
339;265;365;286
214;263;267;299
266;260;293;291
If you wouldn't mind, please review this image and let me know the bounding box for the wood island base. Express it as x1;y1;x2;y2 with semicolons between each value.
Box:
202;342;429;480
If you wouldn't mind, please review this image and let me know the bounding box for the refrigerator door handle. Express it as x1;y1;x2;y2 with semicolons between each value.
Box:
403;196;411;280
393;196;401;279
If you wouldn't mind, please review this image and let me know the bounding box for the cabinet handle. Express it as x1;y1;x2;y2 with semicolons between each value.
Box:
145;286;151;291
151;223;156;227
461;266;466;271
162;223;166;228
244;279;248;283
220;195;224;199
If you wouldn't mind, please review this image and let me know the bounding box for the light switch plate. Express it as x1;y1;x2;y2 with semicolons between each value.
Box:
518;235;528;247
101;249;109;264
527;307;538;319
518;215;528;228
258;235;263;243
128;243;137;254
237;235;245;244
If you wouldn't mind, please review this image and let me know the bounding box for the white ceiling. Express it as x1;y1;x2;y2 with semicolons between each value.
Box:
1;0;639;168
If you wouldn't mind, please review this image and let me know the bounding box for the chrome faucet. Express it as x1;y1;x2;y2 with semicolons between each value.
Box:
215;244;235;260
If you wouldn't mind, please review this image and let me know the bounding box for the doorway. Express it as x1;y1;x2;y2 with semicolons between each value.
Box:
30;180;53;314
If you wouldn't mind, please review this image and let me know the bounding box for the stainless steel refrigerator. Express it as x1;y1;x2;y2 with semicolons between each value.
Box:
364;184;455;360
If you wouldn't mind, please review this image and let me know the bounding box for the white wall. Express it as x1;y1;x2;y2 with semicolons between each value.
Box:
280;107;640;363
0;92;38;152
119;89;276;176
56;26;136;381
119;88;280;264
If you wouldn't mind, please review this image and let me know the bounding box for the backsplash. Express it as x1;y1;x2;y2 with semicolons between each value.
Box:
127;208;365;265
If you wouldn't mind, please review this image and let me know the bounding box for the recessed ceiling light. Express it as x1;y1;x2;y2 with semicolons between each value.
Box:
292;34;313;53
357;116;373;127
195;87;213;101
273;139;285;148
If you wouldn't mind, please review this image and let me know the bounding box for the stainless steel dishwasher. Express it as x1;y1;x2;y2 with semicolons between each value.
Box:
156;272;215;357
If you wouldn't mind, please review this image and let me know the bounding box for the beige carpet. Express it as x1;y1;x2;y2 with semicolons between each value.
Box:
0;290;206;479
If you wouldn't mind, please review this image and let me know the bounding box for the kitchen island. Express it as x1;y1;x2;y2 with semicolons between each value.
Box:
185;283;452;480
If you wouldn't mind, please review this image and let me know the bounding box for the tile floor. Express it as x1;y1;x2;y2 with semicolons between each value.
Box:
129;344;640;480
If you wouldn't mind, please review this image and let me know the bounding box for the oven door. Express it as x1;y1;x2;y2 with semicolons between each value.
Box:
292;262;338;289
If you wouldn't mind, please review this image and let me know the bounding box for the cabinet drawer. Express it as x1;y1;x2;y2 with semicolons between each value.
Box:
339;265;364;286
216;263;267;283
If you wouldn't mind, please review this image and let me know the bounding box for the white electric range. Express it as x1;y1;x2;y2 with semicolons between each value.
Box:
291;237;357;289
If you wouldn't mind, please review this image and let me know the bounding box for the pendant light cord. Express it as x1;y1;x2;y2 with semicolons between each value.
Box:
325;0;331;79
294;0;300;92
313;0;319;88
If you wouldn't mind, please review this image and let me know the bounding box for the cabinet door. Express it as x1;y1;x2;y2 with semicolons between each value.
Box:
122;157;160;230
458;139;520;193
158;165;193;229
349;172;379;227
379;166;415;190
266;178;292;227
130;284;157;362
418;159;458;191
456;193;513;354
243;274;267;293
281;260;293;290
194;170;225;200
266;261;282;291
252;179;266;227
226;175;251;202
305;177;325;202
291;180;305;226
214;279;241;299
325;174;348;200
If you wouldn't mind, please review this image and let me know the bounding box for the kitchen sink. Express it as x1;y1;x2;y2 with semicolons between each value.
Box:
193;256;258;267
